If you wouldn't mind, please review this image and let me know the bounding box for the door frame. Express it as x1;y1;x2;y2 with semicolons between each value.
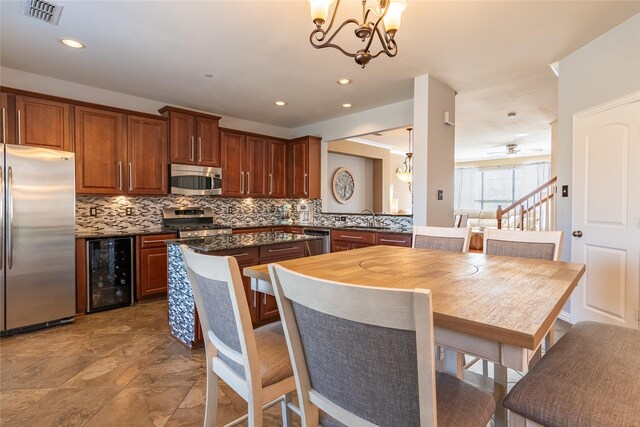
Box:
571;90;640;326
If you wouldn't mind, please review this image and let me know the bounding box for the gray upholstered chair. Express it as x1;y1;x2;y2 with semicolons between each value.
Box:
483;229;563;261
413;225;472;253
268;263;496;427
478;229;564;375
505;321;640;426
180;245;296;427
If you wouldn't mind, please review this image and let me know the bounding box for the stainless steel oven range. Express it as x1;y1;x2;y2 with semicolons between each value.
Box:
162;206;232;238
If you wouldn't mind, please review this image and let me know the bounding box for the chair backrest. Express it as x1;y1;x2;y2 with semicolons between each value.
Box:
483;229;563;261
413;225;472;253
269;264;437;427
179;245;261;393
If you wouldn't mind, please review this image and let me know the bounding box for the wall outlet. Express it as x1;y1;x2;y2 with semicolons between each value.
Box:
125;207;133;216
437;190;444;200
227;207;234;214
340;216;347;222
333;216;340;221
89;207;98;217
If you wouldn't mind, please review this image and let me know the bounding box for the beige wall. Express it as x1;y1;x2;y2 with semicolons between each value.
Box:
326;152;374;213
327;140;413;213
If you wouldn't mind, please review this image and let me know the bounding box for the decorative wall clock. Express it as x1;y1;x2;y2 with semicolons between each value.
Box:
332;167;355;204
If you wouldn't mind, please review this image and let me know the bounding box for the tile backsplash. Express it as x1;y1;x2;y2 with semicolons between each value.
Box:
76;196;412;231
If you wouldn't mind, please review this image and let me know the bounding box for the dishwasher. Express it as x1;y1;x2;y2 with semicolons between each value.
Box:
302;228;331;254
86;237;135;313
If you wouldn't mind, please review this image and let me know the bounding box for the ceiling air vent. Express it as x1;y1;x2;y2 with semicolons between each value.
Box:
23;0;63;25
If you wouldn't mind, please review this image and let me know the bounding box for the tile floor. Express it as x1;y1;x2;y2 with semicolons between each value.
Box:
0;300;571;426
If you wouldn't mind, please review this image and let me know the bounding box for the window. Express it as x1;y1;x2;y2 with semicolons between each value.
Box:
454;162;551;210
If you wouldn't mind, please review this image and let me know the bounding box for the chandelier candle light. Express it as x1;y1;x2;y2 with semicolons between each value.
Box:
396;127;413;190
308;0;408;68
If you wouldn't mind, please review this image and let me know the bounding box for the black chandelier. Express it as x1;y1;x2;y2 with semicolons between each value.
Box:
308;0;408;68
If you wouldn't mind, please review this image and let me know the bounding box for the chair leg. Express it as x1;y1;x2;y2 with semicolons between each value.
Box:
482;359;489;376
248;399;264;427
204;369;219;427
281;392;293;427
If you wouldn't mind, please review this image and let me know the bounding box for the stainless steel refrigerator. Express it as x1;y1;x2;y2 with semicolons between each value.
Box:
1;143;76;333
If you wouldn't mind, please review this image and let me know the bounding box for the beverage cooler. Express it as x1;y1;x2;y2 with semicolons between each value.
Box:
87;237;134;312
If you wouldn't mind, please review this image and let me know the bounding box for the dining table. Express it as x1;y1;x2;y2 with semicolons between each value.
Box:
243;245;586;426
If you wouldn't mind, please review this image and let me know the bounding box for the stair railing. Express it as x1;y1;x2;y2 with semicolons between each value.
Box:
496;176;557;231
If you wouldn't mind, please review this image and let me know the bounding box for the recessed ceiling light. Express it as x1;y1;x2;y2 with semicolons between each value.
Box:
507;112;517;119
342;103;352;108
203;73;214;78
274;101;287;106
337;78;352;85
515;133;530;137
59;38;85;49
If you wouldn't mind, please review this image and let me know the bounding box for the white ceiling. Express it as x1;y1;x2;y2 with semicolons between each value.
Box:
1;1;639;160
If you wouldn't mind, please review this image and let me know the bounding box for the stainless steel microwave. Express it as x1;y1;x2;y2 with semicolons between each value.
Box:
170;164;222;196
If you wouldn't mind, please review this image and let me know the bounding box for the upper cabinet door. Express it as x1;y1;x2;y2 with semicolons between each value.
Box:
290;139;308;198
196;117;221;167
15;95;72;151
75;106;126;194
245;136;269;198
169;111;195;164
269;140;287;198
127;115;168;195
221;131;246;197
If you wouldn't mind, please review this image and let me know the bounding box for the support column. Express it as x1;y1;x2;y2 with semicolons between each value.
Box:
412;74;456;226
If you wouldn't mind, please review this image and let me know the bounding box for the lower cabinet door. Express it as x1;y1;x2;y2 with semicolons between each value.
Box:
258;293;280;323
138;247;169;298
331;241;351;252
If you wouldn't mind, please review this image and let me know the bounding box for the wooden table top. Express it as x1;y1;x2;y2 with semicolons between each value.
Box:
243;246;586;350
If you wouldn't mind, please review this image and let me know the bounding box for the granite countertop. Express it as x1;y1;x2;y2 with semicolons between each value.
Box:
76;223;412;239
167;232;322;252
75;227;175;239
296;224;412;235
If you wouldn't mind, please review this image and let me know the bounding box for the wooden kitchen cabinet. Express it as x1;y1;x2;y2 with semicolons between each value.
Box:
75;106;126;194
221;130;271;198
245;136;269;198
136;233;176;300
257;241;305;324
289;136;321;198
75;106;168;195
14;94;72;151
376;232;412;247
221;130;246;196
1;91;16;145
331;229;376;252
159;106;221;167
127;115;168;195
269;140;287;197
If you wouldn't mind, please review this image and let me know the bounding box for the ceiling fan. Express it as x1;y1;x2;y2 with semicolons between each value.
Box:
486;143;544;156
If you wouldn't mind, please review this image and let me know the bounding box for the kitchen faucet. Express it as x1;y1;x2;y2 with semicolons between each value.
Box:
361;209;377;228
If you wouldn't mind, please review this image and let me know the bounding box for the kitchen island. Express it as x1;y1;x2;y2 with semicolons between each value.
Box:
167;232;322;348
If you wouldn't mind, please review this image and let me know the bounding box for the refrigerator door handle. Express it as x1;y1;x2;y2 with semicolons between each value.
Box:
7;166;13;270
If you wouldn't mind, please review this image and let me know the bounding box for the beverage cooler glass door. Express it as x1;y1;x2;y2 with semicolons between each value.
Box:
87;237;134;312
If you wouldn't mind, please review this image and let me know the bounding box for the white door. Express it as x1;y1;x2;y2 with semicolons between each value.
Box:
572;96;640;329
